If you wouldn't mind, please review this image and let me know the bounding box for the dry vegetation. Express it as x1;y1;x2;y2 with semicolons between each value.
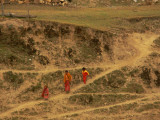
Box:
0;4;160;120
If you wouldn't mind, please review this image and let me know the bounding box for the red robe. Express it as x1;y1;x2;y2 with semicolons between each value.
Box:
82;70;89;84
65;80;70;92
64;73;72;92
42;87;49;99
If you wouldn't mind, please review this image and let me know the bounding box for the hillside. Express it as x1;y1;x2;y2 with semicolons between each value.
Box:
0;9;160;120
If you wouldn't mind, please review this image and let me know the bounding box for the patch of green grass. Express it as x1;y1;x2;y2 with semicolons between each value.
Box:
3;71;24;89
2;117;28;120
93;102;138;115
123;82;145;93
3;4;160;30
76;68;145;94
69;68;104;86
135;103;160;113
24;73;38;79
28;82;42;92
41;70;63;84
154;101;160;104
0;31;36;69
121;66;129;72
107;70;126;88
154;70;160;86
78;43;100;62
75;71;126;93
140;67;151;86
149;52;160;57
75;76;108;93
19;108;39;116
68;113;79;117
128;68;139;77
69;94;140;107
0;80;6;89
154;37;160;47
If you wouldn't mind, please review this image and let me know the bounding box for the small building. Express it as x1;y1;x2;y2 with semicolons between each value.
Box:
0;0;10;3
34;0;40;3
52;0;68;6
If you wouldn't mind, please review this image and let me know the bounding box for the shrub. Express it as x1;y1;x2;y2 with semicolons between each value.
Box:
3;71;24;89
30;82;42;92
124;83;145;93
38;55;50;65
153;37;160;47
154;71;160;86
69;94;139;107
135;104;160;113
107;70;126;88
41;71;63;84
140;68;151;86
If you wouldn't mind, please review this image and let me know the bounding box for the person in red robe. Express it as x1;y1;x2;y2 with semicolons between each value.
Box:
82;67;89;84
64;70;72;93
42;85;49;100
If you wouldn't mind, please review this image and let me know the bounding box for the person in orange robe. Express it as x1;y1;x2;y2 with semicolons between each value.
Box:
82;67;89;84
64;70;72;93
42;85;49;100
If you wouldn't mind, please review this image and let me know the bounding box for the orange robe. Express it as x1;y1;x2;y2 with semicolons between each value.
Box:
82;70;89;84
64;73;72;92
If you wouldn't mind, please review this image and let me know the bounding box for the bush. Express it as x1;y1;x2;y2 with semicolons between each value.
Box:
3;71;24;89
140;68;151;86
107;70;126;88
29;82;42;92
135;104;160;113
38;55;50;65
154;71;160;86
153;37;160;47
41;71;63;84
124;83;145;93
69;94;139;107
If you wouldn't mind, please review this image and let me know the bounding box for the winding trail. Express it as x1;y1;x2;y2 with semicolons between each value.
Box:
0;33;159;119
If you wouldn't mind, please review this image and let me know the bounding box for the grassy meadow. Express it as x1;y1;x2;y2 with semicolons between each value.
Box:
1;4;160;30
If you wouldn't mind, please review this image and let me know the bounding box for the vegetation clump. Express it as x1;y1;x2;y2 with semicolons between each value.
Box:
154;71;160;86
107;70;126;88
140;68;151;86
123;82;145;93
3;71;24;89
153;37;160;47
28;82;42;92
135;103;160;113
69;94;140;107
38;55;50;65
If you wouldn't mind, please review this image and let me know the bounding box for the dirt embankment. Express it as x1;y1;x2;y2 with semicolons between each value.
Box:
0;18;136;70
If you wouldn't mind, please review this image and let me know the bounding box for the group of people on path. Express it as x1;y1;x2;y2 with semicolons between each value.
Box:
41;67;89;99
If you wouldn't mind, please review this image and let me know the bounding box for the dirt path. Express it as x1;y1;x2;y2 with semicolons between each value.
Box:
72;92;143;96
0;33;159;119
0;65;109;74
47;92;160;119
94;106;160;120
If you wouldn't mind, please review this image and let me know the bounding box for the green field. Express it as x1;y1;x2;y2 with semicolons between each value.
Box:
1;4;160;30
